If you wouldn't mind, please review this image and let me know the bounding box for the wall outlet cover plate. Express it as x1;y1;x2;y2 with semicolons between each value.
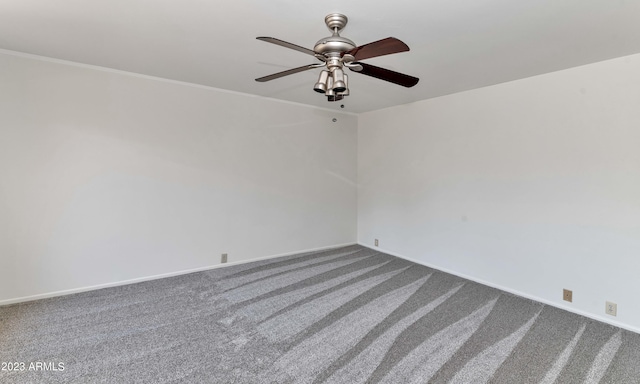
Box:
563;289;572;302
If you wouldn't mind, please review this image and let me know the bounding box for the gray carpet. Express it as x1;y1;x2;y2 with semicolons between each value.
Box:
1;245;639;383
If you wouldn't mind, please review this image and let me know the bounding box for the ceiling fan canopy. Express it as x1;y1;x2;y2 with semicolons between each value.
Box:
256;13;419;102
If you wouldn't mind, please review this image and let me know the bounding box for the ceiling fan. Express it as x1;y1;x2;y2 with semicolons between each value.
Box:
255;13;419;102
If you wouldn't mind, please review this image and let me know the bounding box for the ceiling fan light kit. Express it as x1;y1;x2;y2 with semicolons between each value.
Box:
256;13;419;102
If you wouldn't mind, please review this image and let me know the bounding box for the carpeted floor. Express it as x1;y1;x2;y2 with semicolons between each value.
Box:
1;245;639;383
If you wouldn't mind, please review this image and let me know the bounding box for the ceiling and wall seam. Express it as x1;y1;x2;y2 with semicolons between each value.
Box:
0;48;359;117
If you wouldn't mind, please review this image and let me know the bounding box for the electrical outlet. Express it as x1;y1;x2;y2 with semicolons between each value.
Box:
605;301;617;316
221;253;228;264
563;289;572;302
374;239;379;247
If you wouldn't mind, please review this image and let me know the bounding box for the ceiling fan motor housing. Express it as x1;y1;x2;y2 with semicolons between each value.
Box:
314;13;356;55
314;36;356;55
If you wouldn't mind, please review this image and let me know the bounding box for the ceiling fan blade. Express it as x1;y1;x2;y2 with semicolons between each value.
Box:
255;64;319;82
350;62;419;88
257;37;316;56
344;37;410;61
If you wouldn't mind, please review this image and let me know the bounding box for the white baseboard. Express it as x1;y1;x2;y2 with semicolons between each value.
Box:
359;242;640;335
0;242;357;307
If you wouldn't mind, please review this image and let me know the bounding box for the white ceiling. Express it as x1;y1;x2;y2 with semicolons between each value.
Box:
1;0;640;113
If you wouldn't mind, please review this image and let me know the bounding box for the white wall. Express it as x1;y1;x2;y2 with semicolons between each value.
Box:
0;51;357;303
4;47;640;332
358;53;640;331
